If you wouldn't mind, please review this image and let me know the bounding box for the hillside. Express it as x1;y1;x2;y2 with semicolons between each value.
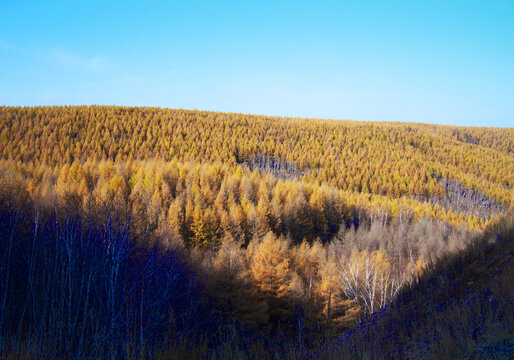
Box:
1;106;513;229
0;186;511;360
0;105;512;359
320;216;514;359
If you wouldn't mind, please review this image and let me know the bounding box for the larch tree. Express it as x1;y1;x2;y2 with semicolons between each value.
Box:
248;231;294;321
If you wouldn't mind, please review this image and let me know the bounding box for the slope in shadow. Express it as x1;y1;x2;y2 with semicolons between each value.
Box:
325;216;514;359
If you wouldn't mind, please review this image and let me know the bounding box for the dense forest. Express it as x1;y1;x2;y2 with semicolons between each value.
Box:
0;106;512;359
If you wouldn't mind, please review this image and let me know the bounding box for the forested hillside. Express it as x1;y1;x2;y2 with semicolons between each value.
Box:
0;106;512;359
1;106;512;228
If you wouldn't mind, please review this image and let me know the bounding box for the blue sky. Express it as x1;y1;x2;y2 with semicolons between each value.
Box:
1;1;513;127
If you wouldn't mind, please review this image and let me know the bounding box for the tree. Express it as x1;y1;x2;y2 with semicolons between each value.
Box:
167;194;186;240
318;251;361;328
191;205;220;248
248;232;293;321
208;235;269;326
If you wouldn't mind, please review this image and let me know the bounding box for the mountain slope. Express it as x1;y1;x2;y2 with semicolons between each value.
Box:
322;216;514;359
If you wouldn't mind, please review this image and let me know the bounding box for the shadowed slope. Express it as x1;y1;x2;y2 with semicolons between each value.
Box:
321;216;514;359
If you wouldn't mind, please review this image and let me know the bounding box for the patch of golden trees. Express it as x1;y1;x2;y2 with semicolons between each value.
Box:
0;158;482;328
0;105;511;329
1;106;512;208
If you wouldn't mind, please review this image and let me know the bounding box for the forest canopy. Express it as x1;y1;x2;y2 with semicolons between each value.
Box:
0;106;511;228
0;105;512;359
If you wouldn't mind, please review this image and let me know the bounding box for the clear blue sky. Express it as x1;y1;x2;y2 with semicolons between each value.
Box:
1;1;513;127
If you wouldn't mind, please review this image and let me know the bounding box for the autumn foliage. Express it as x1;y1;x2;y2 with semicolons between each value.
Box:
0;105;512;358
